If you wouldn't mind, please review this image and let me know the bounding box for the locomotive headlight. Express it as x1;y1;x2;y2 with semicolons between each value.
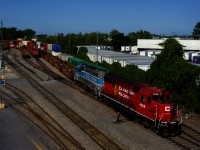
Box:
165;106;171;112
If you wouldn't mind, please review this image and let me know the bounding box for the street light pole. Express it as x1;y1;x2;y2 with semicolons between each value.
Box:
96;31;99;65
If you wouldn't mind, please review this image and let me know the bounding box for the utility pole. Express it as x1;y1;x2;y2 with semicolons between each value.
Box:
96;31;99;65
0;20;3;50
0;20;4;69
0;20;5;109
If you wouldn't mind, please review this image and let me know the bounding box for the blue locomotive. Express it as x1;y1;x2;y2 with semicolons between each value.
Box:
74;63;108;96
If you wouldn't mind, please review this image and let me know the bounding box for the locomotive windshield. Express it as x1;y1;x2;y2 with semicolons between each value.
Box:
152;93;171;104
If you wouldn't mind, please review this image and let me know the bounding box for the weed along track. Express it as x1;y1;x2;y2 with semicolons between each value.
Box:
6;57;122;150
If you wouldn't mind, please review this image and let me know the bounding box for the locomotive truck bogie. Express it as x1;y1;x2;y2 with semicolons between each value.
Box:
159;122;182;137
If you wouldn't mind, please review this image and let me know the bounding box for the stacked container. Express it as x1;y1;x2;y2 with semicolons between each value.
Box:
191;52;200;61
44;43;48;51
193;56;200;64
36;41;44;50
52;44;61;56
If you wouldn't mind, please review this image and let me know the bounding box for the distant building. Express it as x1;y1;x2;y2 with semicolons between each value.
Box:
77;45;113;51
133;38;200;62
132;38;200;52
87;49;153;71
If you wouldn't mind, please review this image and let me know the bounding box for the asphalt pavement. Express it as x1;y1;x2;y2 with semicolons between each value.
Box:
0;108;47;150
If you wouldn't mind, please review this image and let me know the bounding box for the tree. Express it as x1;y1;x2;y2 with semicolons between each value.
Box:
23;29;36;39
128;30;152;46
110;30;131;51
122;64;146;82
146;38;200;112
108;62;123;75
2;27;18;40
77;46;90;61
192;22;200;39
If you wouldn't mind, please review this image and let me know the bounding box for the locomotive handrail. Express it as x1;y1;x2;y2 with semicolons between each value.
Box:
158;113;165;129
177;106;182;124
154;105;158;127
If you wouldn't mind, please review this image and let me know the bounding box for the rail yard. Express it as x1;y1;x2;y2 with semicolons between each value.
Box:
0;48;200;150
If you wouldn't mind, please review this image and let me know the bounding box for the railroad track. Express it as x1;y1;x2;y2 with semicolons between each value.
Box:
3;83;85;150
6;57;122;150
25;58;64;80
167;124;200;149
25;58;95;96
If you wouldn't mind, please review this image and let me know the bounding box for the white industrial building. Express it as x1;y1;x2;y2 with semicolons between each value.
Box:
131;38;200;61
78;39;200;71
77;45;113;51
134;38;200;51
87;49;153;71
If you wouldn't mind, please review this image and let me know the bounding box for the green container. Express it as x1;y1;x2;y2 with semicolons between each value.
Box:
85;62;108;72
68;57;108;72
68;57;86;67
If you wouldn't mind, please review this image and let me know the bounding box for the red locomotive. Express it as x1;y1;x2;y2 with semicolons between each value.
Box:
101;74;182;136
0;40;10;50
26;42;39;57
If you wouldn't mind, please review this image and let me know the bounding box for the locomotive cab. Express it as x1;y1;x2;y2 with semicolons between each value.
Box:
151;91;182;136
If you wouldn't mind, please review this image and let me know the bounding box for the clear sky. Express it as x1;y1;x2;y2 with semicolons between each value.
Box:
1;0;200;35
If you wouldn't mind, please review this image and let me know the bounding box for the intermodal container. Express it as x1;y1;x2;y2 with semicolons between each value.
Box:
52;44;61;52
68;57;86;67
193;56;200;64
44;43;48;51
48;44;53;51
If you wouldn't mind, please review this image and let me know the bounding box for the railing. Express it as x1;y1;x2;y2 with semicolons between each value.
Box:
154;105;158;127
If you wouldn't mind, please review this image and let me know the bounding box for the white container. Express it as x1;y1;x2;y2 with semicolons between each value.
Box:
147;50;161;57
19;42;24;48
22;40;29;46
191;52;200;61
184;51;194;61
140;51;147;56
36;42;42;49
125;46;131;51
48;44;53;51
121;46;126;52
52;51;61;56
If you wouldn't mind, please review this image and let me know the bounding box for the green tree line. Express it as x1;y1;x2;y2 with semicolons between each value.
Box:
2;27;36;40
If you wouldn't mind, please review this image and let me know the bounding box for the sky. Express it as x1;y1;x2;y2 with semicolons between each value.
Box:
1;0;200;35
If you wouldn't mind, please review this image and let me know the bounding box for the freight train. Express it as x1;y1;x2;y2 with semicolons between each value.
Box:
73;62;182;137
11;40;61;58
11;40;182;136
36;49;182;137
41;53;183;137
